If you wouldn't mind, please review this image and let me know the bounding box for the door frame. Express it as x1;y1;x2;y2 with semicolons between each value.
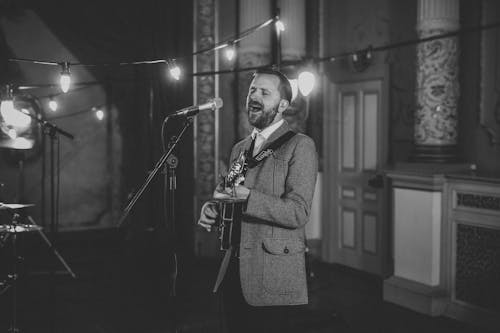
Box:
321;74;391;277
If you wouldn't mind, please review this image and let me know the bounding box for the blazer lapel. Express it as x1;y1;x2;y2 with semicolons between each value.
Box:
259;121;291;152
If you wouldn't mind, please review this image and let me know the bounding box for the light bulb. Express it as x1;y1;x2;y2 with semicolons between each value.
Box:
49;98;58;112
60;73;71;93
59;62;71;93
225;46;236;61
298;71;316;97
168;60;181;81
95;109;104;121
275;20;285;32
169;66;181;81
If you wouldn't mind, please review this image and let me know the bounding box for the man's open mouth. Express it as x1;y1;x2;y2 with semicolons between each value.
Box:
248;102;263;113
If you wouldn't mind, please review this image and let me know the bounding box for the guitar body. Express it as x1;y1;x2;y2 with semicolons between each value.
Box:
214;197;246;250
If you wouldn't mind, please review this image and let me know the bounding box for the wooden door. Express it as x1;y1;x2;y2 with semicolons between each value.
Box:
322;79;390;276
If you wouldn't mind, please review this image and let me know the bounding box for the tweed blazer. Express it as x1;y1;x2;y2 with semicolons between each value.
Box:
224;121;318;306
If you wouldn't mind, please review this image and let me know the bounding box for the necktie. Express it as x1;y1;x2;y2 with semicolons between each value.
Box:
247;135;256;158
253;133;265;156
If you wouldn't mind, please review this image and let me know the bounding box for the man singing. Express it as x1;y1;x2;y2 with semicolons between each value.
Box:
198;68;318;332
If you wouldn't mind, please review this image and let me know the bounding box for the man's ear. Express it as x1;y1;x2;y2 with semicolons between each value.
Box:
278;99;289;113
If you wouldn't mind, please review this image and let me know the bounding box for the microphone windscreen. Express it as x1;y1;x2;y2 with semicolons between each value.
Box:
213;97;223;109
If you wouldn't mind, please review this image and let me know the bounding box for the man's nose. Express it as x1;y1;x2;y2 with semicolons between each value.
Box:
249;90;261;99
249;92;261;102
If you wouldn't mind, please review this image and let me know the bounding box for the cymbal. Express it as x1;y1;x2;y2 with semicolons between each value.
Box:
0;224;42;233
0;203;35;210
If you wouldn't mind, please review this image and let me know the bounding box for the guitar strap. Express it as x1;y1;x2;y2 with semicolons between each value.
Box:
245;130;297;168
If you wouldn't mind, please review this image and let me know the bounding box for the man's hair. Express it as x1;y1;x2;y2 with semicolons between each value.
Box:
253;68;292;104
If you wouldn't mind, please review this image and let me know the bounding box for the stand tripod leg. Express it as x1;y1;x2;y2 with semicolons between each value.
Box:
8;232;19;333
26;216;76;279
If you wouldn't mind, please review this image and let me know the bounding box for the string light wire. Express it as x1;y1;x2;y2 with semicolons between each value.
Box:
3;19;500;89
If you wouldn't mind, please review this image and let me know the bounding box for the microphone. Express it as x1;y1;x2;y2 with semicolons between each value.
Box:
169;98;223;117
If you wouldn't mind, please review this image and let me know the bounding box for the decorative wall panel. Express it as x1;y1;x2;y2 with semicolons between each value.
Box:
363;93;378;170
455;224;500;311
341;94;356;170
363;213;377;254
341;209;356;248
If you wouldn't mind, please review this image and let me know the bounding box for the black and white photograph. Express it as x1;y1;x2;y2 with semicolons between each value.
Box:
0;0;499;332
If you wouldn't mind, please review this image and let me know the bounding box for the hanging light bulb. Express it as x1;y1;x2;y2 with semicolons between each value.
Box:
275;19;285;32
168;59;181;81
224;43;236;61
298;71;316;97
59;62;71;93
95;108;104;121
48;96;58;112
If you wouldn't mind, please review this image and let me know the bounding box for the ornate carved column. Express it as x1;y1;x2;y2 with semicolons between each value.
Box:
414;0;460;162
237;0;272;138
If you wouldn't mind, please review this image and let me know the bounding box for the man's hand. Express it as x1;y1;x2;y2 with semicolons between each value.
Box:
198;201;218;232
213;185;250;200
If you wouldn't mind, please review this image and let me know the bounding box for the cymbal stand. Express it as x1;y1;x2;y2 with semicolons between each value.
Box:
6;213;21;333
0;213;75;333
26;216;76;279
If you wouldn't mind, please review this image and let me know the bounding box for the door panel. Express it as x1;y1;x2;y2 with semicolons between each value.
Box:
323;79;390;277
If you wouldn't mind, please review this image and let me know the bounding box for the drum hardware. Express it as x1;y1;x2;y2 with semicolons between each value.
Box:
0;210;76;333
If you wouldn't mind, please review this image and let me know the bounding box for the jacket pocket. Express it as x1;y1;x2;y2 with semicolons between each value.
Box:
262;238;306;295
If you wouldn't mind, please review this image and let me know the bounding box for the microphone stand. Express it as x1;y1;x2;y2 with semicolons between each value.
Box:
117;116;192;228
117;116;192;333
40;118;74;333
164;136;179;333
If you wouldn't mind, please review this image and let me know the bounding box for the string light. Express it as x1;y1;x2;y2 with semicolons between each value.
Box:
297;71;316;97
224;43;236;61
275;19;285;32
168;59;181;81
93;107;104;121
59;62;71;93
48;96;58;112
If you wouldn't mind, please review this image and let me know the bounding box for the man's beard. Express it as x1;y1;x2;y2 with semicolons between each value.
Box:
247;100;279;130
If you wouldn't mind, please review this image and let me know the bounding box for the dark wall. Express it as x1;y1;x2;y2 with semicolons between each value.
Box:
388;0;417;163
0;1;195;254
460;0;500;174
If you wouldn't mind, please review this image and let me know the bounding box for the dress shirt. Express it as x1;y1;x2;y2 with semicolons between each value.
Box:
251;119;284;156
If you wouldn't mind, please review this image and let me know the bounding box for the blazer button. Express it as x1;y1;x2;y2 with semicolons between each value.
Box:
283;247;289;254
